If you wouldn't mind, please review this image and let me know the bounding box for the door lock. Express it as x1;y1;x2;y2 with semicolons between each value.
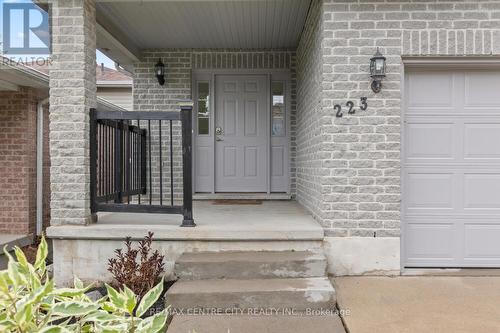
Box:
215;126;223;135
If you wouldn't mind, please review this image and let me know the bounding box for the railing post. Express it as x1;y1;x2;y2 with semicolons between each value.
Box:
114;120;123;203
180;103;195;227
89;109;98;220
140;129;147;195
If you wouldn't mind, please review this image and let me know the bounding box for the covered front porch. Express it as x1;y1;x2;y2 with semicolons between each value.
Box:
47;0;322;285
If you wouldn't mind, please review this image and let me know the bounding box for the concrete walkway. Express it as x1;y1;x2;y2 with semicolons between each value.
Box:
334;276;500;333
167;314;346;333
0;234;32;269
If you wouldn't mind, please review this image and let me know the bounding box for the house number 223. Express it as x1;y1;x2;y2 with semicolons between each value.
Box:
335;97;368;118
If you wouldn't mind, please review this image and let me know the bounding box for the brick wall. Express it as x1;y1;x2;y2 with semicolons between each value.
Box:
320;0;500;237
295;0;326;223
0;88;38;235
133;49;296;200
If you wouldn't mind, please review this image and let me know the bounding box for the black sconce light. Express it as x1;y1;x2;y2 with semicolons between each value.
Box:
369;48;386;93
155;58;165;86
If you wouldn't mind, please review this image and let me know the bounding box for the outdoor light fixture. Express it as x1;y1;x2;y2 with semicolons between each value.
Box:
369;48;386;93
155;58;165;86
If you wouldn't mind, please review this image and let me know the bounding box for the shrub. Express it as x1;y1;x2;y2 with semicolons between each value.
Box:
108;232;165;299
0;236;169;333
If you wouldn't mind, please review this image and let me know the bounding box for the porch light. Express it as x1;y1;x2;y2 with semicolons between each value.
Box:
155;58;165;86
369;48;386;93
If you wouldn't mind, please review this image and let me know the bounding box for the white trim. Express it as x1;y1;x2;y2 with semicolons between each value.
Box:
193;69;291;75
193;193;291;200
0;80;19;91
36;97;49;236
402;56;500;69
400;62;406;273
267;73;271;194
97;80;132;87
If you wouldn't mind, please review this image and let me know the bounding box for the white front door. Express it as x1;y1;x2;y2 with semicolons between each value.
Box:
403;68;500;267
214;75;268;192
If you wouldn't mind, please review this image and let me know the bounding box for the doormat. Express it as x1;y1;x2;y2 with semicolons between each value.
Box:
212;199;263;205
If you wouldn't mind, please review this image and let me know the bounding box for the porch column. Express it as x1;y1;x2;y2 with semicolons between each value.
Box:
49;0;97;226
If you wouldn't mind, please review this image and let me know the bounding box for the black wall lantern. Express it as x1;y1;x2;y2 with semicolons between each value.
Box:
369;48;386;93
155;58;165;86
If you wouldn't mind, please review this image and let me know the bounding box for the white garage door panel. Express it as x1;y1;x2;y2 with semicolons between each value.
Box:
464;224;500;260
407;72;454;108
405;222;456;263
406;173;454;210
403;69;500;267
465;72;500;106
464;174;500;210
405;122;454;159
464;123;500;159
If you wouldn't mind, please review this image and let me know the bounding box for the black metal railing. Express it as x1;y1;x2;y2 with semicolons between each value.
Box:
90;106;195;227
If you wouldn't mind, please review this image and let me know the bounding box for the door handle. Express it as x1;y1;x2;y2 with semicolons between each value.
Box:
216;136;223;141
215;126;223;135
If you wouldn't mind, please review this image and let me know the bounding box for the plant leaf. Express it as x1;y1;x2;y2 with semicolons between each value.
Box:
95;322;129;333
53;287;89;298
35;236;48;271
105;284;126;311
14;247;29;270
136;278;164;317
51;301;99;317
136;310;168;333
14;301;33;327
16;279;54;313
81;310;122;324
122;285;137;314
74;276;84;289
38;326;72;333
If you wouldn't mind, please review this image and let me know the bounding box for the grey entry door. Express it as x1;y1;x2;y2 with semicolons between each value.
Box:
215;75;268;192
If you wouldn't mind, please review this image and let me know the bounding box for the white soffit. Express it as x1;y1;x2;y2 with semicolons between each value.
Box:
96;0;311;49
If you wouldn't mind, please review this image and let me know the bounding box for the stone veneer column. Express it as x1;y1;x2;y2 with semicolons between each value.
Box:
49;0;96;225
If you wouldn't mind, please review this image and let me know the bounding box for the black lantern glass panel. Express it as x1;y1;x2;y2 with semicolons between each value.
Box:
155;58;165;86
369;48;386;93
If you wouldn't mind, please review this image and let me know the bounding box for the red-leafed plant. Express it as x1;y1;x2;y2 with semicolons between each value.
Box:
108;232;165;298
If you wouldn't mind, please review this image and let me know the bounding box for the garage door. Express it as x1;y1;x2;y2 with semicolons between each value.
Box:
403;69;500;267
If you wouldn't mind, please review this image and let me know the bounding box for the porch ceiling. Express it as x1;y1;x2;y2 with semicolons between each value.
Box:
96;0;311;51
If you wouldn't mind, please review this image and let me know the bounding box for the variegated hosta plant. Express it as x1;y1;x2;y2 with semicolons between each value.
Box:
0;236;169;333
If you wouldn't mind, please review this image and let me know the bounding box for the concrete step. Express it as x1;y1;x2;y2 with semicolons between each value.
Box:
167;314;346;333
175;250;327;280
165;277;336;311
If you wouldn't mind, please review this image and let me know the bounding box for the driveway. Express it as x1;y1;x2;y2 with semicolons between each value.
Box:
333;276;500;333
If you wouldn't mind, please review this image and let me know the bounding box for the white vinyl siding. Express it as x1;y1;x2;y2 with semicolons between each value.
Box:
97;87;132;111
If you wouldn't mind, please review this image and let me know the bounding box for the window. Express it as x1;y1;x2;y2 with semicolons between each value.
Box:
272;81;285;137
197;81;210;135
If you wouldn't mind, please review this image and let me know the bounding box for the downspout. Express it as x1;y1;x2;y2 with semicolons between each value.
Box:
37;97;49;236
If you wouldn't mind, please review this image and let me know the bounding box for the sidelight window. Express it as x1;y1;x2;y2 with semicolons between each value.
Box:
197;81;210;135
272;81;285;137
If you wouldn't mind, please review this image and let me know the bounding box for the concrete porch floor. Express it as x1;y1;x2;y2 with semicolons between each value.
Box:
48;200;323;241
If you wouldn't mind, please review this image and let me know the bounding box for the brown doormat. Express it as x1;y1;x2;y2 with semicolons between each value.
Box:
212;199;263;205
